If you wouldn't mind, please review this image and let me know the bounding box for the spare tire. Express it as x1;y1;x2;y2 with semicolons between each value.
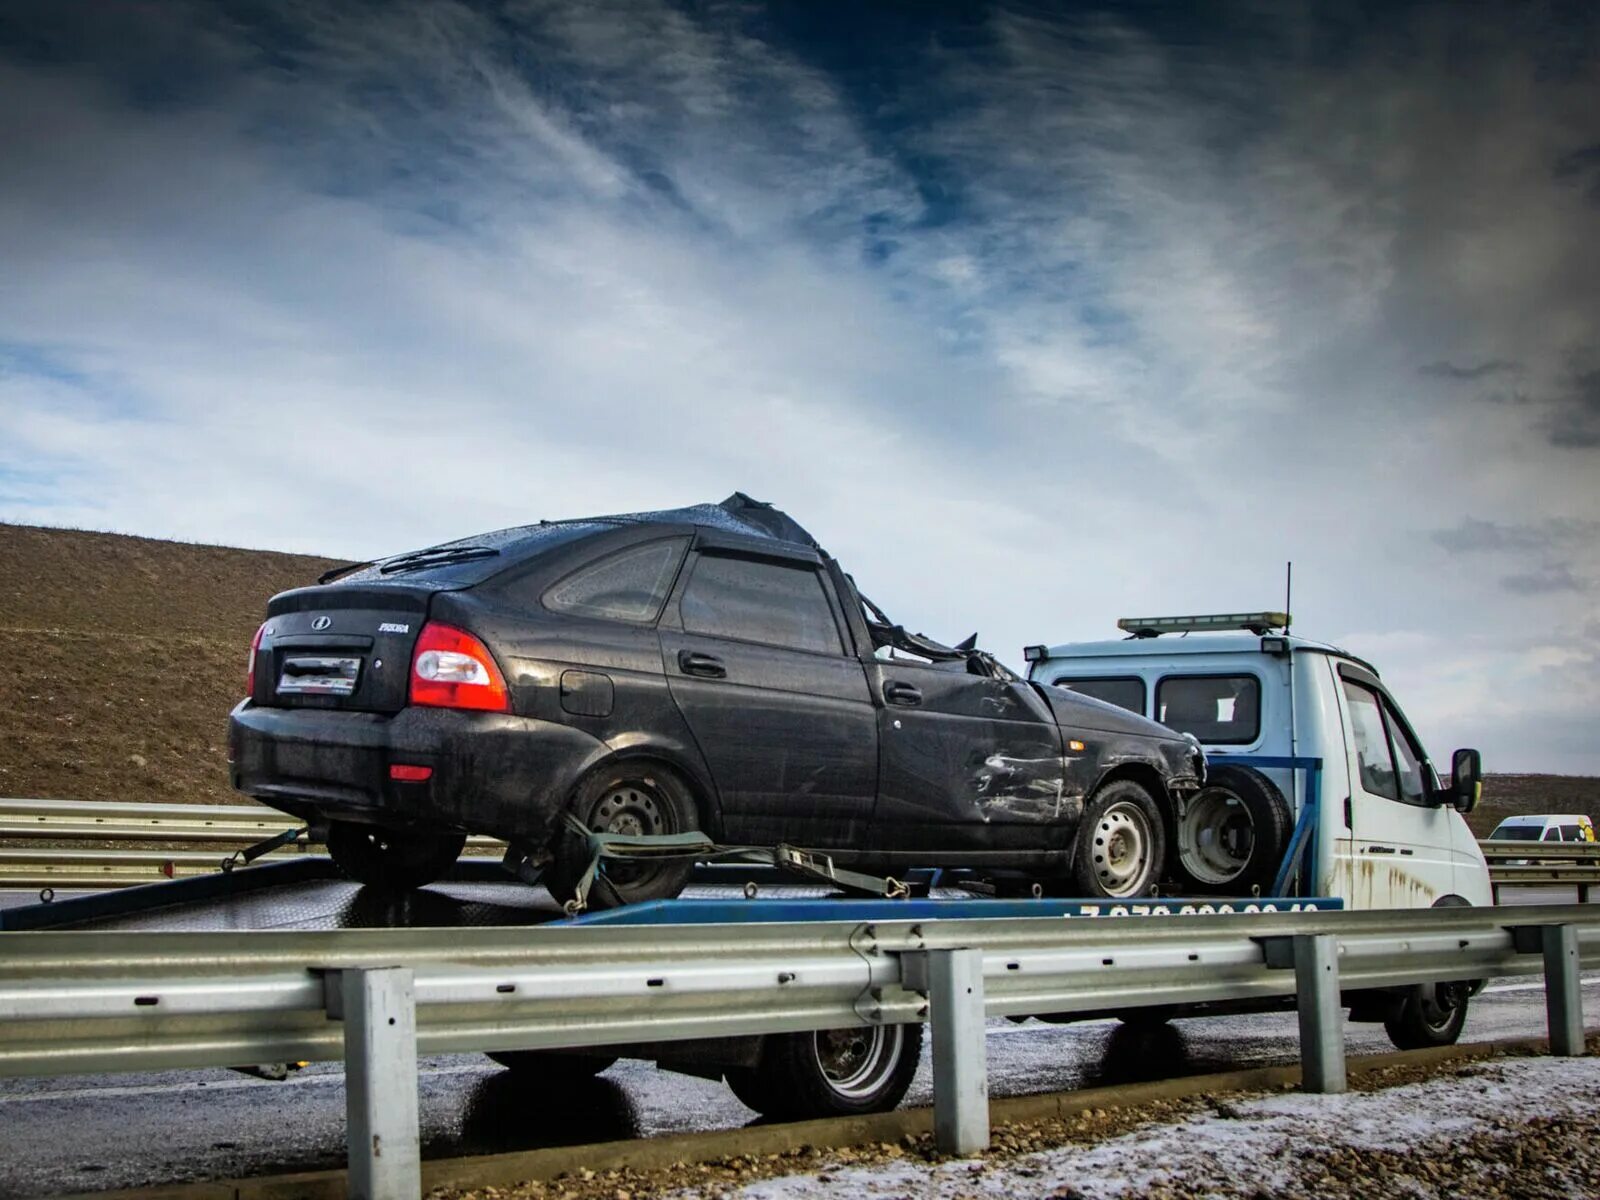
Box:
1171;765;1291;895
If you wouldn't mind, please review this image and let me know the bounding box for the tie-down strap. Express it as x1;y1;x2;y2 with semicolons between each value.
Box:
557;813;910;913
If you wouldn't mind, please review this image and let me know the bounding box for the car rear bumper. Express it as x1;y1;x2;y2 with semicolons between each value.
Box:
228;701;606;843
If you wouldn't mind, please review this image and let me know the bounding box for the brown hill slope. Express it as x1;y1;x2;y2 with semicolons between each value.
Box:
0;523;338;804
0;522;1594;830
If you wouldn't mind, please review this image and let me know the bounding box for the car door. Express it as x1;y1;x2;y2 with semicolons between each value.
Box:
865;655;1069;854
658;544;878;846
1338;671;1457;907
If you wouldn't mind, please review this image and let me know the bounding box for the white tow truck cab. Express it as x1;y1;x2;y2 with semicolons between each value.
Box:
1025;612;1491;1047
1026;612;1489;909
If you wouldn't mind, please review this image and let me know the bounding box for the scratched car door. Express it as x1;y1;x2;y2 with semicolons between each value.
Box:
865;657;1068;853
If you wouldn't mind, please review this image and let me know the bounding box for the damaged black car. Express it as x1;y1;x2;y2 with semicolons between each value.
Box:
229;494;1203;904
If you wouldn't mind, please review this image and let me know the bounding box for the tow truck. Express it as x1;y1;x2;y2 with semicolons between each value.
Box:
1025;610;1489;1048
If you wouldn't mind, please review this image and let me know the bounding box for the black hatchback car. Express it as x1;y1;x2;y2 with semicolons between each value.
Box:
230;494;1202;904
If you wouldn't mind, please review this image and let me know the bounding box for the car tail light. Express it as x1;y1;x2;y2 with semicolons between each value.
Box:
246;622;266;697
409;623;510;712
389;764;434;782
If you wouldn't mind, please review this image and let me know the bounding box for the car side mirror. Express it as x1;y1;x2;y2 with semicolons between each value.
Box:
1450;748;1483;813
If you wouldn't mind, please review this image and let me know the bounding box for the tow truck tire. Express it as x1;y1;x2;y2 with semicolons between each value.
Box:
1068;780;1167;899
486;1049;618;1082
543;763;699;911
326;821;466;891
1171;766;1292;895
725;1024;923;1119
1384;982;1469;1050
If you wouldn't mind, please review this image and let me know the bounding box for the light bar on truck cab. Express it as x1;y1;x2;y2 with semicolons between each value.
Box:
1118;612;1290;638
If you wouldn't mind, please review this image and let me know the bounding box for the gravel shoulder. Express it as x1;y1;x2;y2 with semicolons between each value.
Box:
431;1039;1600;1200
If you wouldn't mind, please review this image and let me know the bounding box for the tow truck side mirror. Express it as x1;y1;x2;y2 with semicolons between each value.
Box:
1450;748;1483;813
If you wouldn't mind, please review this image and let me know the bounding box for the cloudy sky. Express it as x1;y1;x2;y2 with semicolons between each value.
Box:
1;1;1596;772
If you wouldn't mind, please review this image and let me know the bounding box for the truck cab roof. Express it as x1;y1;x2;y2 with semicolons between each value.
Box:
1034;630;1372;673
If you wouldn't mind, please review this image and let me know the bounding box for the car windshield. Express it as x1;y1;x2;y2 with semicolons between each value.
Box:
1490;826;1542;841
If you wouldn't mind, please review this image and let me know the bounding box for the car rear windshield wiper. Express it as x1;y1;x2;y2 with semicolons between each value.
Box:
377;545;501;575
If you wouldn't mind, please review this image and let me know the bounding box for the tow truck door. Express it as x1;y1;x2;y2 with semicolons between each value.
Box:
1335;665;1458;907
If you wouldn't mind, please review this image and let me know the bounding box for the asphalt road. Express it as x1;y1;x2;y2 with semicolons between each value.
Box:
0;883;1593;1198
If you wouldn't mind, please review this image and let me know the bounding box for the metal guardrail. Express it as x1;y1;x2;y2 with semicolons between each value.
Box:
2;901;1598;1189
0;798;503;888
1479;841;1600;903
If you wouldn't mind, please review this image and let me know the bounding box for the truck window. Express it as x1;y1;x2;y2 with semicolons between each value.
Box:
1155;675;1260;744
1052;676;1145;714
1560;824;1583;840
1491;825;1540;841
680;554;845;655
1342;681;1399;801
1379;699;1427;805
1544;827;1561;841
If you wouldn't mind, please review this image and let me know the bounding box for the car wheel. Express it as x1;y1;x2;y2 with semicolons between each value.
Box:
724;1024;923;1119
486;1049;618;1082
326;821;466;891
1171;766;1292;895
1116;1005;1178;1027
1384;982;1469;1050
543;762;699;910
1068;779;1167;899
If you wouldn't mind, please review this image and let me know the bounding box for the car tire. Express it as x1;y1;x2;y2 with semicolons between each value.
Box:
1384;982;1469;1049
326;821;466;891
1116;1006;1178;1028
1068;779;1167;899
1171;766;1292;896
485;1049;618;1082
543;762;699;910
724;1024;923;1120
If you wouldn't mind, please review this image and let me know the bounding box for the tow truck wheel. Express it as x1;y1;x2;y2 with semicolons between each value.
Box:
1171;766;1291;895
486;1049;618;1083
1068;780;1166;900
1384;982;1469;1049
326;821;466;891
544;763;699;910
725;1024;923;1119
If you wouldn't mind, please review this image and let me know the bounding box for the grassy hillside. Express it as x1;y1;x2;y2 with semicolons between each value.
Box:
0;523;338;805
0;521;1594;827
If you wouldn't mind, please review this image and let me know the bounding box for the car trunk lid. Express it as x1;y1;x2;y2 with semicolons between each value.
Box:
254;583;446;714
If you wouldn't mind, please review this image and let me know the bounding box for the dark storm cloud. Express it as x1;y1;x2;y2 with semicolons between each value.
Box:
1432;517;1600;555
1502;564;1584;595
1420;360;1520;382
1554;141;1600;204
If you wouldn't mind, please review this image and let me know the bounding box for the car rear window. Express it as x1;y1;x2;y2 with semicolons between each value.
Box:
336;522;614;586
1052;676;1145;715
680;554;843;655
1156;674;1261;744
543;538;688;623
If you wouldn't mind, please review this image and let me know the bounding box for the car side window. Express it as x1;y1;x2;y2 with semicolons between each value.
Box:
1544;828;1561;842
680;554;844;655
1560;824;1582;841
1053;676;1145;715
542;538;688;623
1379;700;1427;805
1343;680;1399;801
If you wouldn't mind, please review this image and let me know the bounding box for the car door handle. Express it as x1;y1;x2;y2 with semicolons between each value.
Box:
884;681;922;706
677;650;727;679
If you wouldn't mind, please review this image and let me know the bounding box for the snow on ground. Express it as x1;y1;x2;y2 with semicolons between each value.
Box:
711;1056;1600;1200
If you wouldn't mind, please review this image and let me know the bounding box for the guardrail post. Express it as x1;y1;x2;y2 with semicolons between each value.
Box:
1543;925;1584;1057
333;967;421;1200
912;948;988;1155
1293;934;1346;1093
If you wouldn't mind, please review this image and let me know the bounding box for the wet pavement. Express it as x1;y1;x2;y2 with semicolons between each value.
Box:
0;882;1594;1197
